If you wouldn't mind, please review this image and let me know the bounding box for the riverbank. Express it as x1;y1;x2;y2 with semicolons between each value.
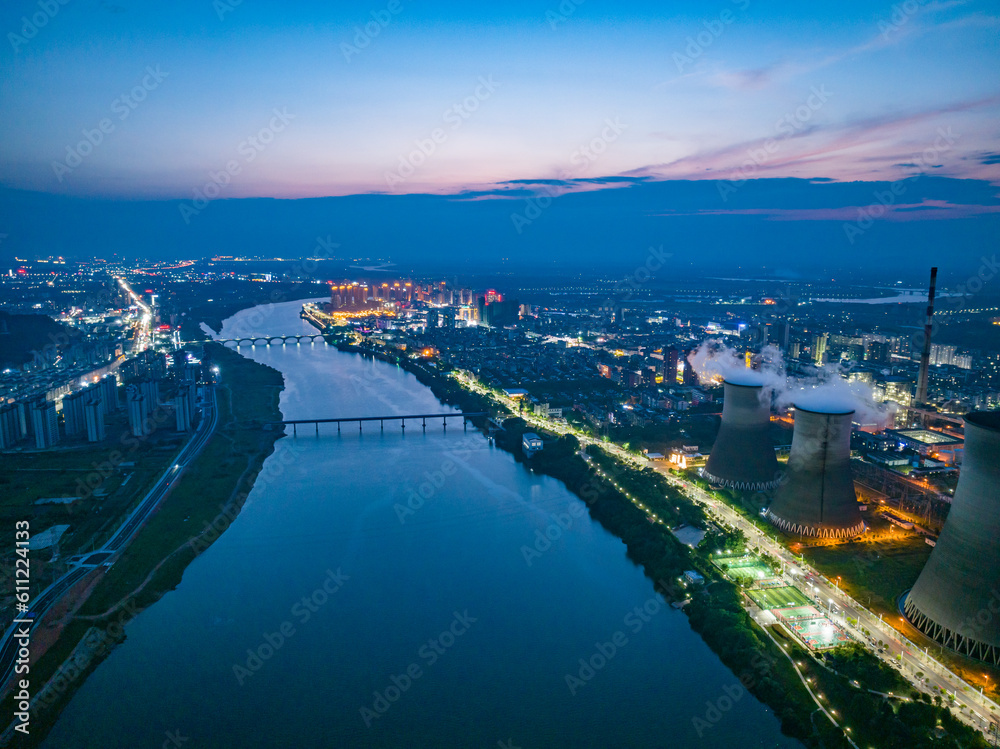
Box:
7;344;286;747
335;337;986;748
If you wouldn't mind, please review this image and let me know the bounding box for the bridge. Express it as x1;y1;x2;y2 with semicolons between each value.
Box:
271;412;486;435
214;334;328;347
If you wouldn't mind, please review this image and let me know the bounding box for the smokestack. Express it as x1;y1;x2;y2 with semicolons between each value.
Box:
765;406;865;539
703;379;781;491
904;411;1000;664
915;267;938;405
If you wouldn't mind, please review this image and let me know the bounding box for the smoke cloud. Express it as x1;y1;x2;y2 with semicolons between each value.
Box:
687;339;896;428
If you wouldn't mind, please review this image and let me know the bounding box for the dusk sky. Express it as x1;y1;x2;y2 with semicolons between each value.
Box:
1;0;999;267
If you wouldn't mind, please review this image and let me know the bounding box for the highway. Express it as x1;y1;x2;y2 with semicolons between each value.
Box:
452;372;997;738
0;386;217;695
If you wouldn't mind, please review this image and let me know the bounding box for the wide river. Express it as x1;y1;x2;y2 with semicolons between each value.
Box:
43;300;798;748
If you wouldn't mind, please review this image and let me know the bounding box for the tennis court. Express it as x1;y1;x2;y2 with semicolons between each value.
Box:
748;586;812;611
713;554;774;582
773;605;821;622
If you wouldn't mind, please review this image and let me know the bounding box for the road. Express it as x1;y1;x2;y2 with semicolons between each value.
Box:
661;473;1000;736
0;386;217;694
453;372;997;737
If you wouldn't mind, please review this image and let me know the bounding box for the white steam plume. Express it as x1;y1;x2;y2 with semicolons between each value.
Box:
687;339;896;428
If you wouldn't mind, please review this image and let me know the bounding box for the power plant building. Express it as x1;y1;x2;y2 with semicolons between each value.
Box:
904;411;1000;664
765;406;865;539
702;379;781;491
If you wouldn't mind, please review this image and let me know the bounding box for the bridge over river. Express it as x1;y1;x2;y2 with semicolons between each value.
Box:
270;412;487;435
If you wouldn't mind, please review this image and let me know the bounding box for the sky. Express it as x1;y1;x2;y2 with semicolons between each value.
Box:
0;0;998;268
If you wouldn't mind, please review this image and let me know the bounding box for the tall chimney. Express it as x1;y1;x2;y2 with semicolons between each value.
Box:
915;267;938;405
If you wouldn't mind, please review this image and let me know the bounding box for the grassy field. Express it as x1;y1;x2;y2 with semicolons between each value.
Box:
0;408;185;618
800;534;932;617
78;344;284;615
749;586;813;611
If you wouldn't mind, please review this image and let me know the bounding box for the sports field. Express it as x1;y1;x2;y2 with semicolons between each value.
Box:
748;586;812;611
714;554;775;582
786;614;850;650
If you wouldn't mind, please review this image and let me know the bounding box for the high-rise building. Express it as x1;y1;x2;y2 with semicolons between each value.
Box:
812;334;828;365
127;388;149;437
61;389;89;437
0;402;27;449
97;375;120;413
31;399;59;449
865;340;890;364
663;347;679;384
84;395;105;442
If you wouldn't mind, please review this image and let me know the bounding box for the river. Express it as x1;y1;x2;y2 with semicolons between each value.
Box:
42;299;798;748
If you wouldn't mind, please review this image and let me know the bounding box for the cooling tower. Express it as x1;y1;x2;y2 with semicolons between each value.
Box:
904;411;1000;664
765;407;864;539
702;380;781;491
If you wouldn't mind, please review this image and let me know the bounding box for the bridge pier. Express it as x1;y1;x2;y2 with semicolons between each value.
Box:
401;418;405;431
422;417;426;430
443;416;447;430
293;424;297;437
380;420;384;431
315;422;319;436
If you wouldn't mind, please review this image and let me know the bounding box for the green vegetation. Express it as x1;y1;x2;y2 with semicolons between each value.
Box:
801;536;932;617
14;344;286;745
0;311;81;368
287;332;988;747
749;586;813;611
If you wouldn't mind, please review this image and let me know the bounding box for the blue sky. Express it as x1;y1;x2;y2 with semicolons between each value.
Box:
0;1;998;269
1;0;998;200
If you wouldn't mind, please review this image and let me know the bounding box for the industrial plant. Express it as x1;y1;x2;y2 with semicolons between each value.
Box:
765;406;866;539
702;379;781;491
904;410;1000;664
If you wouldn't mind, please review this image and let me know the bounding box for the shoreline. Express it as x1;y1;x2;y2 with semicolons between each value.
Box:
330;335;986;748
6;344;287;747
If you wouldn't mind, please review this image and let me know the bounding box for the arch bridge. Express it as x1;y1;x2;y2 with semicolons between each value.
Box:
214;334;328;348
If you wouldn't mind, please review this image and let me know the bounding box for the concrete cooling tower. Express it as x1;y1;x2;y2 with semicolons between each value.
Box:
703;380;781;491
904;411;1000;664
765;406;865;539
